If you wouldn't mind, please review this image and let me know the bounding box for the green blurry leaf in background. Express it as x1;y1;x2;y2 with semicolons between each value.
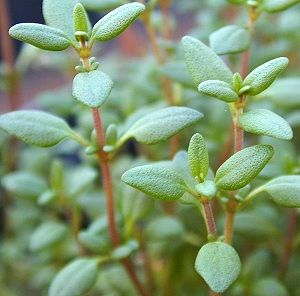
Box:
263;0;300;13
80;0;126;11
43;0;79;39
30;221;67;251
195;242;241;293
209;25;251;55
49;258;99;296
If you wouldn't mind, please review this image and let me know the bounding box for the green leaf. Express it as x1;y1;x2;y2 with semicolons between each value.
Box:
209;25;251;55
111;240;139;260
43;0;79;39
72;70;113;108
121;163;187;201
9;23;71;51
181;36;233;86
30;221;67;251
243;57;289;96
263;0;300;12
261;78;300;107
215;145;274;190
238;109;293;140
188;133;209;181
1;171;47;198
91;2;145;42
198;80;239;102
262;175;300;207
49;258;99;296
195;242;241;293
0;110;76;147
120;107;203;145
80;0;126;11
73;3;91;34
250;278;289;296
145;217;184;242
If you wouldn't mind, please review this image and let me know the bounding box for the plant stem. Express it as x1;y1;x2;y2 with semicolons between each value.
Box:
278;209;297;279
91;108;149;296
92;108;120;247
224;207;235;245
203;201;217;236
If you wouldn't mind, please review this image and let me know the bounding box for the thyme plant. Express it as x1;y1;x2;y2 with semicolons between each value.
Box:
0;0;300;295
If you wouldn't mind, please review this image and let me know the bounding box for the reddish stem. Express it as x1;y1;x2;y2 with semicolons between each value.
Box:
278;209;297;279
91;108;150;296
203;201;217;236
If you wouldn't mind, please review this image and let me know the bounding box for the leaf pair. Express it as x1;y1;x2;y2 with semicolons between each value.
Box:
9;1;145;51
182;36;289;102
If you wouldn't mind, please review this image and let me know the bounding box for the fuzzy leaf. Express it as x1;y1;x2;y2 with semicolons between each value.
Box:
198;80;239;102
209;25;251;55
30;221;67;251
121;107;203;145
49;259;99;296
188;133;209;181
243;57;289;96
262;175;300;207
122;164;187;201
72;70;113;108
263;0;300;12
239;109;293;140
80;0;126;11
91;2;145;41
43;0;79;39
215;145;274;190
0;110;75;147
181;36;233;86
9;23;71;51
73;3;91;34
195;242;241;293
195;180;217;198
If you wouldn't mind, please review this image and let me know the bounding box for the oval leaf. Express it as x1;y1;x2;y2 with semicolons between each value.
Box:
243;57;289;96
198;80;239;102
263;0;300;12
43;0;79;39
0;110;75;147
262;175;300;207
239;109;293;140
122;164;187;201
121;106;203;145
215;144;274;190
195;242;241;293
72;70;113;108
30;221;67;251
181;36;233;86
91;2;145;41
9;23;71;51
49;258;99;296
209;25;251;55
73;3;91;34
188;133;209;181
